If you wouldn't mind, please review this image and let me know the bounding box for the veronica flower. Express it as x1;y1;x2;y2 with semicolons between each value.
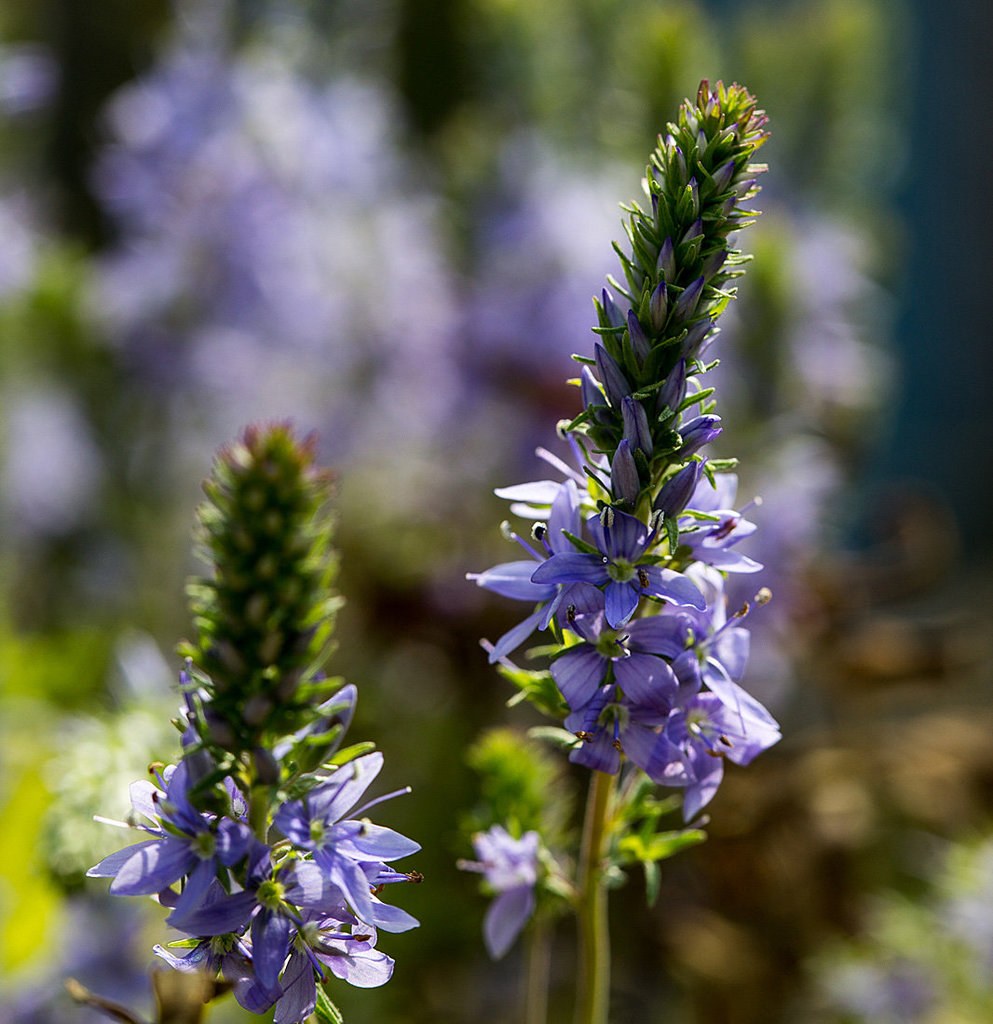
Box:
468;478;584;661
163;843;323;993
659;693;782;819
532;508;705;627
154;928;277;1015
460;825;540;959
273;908;395;1023
564;684;681;779
87;759;252;926
679;473;762;573
629;568;776;743
273;752;420;931
548;583;682;712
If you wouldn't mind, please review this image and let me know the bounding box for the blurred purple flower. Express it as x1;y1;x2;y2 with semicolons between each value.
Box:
460;825;540;959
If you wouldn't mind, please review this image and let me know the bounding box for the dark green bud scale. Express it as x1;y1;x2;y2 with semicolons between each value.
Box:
180;422;341;752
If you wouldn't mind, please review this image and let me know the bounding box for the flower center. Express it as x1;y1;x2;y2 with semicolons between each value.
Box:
606;558;636;583
257;879;285;910
310;819;327;846
193;830;216;860
209;934;236;954
594;629;626;658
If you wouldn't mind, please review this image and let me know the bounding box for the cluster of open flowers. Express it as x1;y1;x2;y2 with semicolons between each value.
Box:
472;446;780;821
88;677;420;1023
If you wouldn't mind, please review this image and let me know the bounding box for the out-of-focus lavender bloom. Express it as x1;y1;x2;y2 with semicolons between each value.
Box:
788;216;893;417
942;843;993;971
0;193;40;297
0;44;58;115
0;387;103;538
462;138;626;373
0;896;152;1024
460;825;540;959
89;34;462;481
819;959;936;1023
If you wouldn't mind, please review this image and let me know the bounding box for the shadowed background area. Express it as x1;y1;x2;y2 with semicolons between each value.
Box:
1;0;991;1022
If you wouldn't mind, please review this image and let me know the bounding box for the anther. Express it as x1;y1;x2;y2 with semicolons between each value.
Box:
712;515;737;540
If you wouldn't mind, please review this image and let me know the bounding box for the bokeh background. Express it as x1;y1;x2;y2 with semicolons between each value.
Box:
1;0;991;1021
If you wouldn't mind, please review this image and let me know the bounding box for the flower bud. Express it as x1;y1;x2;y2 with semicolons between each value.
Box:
711;159;735;194
611;440;640;507
654;461;702;517
580;365;609;423
621;396;653;457
656;358;687;418
600;288;625;329
673;276;705;322
594;343;631;408
657;237;675;282
702;249;728;282
626;310;651;363
649;281;668;332
675;415;722;458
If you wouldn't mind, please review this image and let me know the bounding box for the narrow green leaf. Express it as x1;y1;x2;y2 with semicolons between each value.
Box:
327;741;376;767
315;984;344;1024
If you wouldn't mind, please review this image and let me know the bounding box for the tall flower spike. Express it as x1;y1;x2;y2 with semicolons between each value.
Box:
181;423;341;754
577;80;768;510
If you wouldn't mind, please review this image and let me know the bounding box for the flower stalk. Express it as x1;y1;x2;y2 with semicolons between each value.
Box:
464;80;780;1021
573;770;615;1024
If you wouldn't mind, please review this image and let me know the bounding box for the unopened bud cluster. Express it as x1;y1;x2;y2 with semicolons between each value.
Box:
181;423;340;753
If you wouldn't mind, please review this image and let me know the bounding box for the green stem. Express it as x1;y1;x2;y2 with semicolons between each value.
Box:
248;783;270;843
525;914;552;1024
573;770;615;1024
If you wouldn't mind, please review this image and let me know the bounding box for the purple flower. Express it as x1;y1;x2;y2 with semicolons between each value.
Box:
548;584;682;712
273;752;420;932
258;907;395;1024
674;414;722;459
460;825;540;959
640;566;776;730
159;842;408;1017
468;478;585;661
162;843;321;993
679;473;762;573
660;693;781;819
565;684;677;778
87;759;252;926
532;508;705;627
